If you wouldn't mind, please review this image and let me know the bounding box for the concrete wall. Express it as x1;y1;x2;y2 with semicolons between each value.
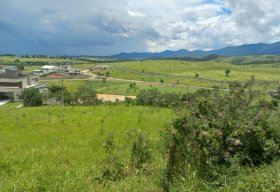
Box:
5;69;22;78
0;87;22;101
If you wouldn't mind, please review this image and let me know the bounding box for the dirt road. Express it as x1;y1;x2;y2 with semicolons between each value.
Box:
97;94;136;102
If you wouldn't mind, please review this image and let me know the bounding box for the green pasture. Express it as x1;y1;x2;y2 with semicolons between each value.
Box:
0;56;84;64
106;60;280;83
0;105;173;191
41;78;274;100
0;105;279;191
42;79;199;96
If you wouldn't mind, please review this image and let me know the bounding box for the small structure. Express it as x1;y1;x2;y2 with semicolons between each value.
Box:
0;66;42;101
33;70;44;76
58;65;71;73
41;65;58;75
58;65;81;75
0;65;6;73
35;65;81;76
95;65;110;70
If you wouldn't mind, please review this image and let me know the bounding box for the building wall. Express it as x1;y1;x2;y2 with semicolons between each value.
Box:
0;82;23;88
0;68;40;101
0;87;23;101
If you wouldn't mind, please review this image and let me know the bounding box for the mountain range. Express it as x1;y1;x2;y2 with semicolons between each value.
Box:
112;41;280;59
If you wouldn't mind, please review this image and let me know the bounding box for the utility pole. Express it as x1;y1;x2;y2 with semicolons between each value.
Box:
61;77;64;106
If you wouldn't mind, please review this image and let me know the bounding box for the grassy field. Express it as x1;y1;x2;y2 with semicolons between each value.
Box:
0;104;279;191
0;102;22;109
0;56;85;64
100;60;280;88
2;55;279;90
42;79;198;96
0;105;174;191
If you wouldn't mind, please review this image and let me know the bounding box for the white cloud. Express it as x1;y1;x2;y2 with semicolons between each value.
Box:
127;10;146;18
0;0;280;55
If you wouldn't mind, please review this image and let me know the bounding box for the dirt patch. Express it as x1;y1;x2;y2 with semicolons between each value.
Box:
97;94;136;102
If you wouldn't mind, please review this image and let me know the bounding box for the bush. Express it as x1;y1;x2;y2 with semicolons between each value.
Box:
225;68;231;76
158;93;181;108
18;88;43;107
136;89;161;106
97;133;126;183
74;81;99;105
124;97;134;105
136;89;181;108
271;99;279;107
130;130;152;169
164;83;280;189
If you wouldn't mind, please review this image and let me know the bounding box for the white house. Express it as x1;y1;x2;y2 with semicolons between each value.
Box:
0;66;41;101
58;65;81;75
41;65;58;75
33;70;44;76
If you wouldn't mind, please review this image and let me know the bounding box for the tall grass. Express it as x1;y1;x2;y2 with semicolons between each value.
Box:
0;105;173;191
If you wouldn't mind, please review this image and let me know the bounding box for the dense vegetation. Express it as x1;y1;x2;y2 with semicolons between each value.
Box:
163;83;280;191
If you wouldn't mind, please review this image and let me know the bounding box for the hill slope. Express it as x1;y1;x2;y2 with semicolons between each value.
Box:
112;42;280;59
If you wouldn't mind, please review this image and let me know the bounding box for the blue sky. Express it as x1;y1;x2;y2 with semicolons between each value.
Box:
1;0;280;56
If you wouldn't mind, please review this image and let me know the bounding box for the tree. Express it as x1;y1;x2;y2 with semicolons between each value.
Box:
136;89;161;106
158;93;181;108
136;89;181;108
17;65;24;70
225;68;231;76
75;81;99;105
18;88;43;107
47;84;65;103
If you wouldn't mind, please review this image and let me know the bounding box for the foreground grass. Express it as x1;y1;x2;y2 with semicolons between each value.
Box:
0;105;173;191
0;102;22;110
170;160;280;192
0;104;279;191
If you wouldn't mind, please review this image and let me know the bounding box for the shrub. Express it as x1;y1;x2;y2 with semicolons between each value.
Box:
97;133;126;183
225;68;231;76
136;89;161;106
130;130;152;169
74;81;99;105
125;97;133;105
136;89;181;108
164;83;280;188
158;93;181;108
271;99;279;107
18;88;43;107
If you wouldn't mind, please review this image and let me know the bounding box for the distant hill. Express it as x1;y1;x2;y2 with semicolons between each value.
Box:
112;42;280;59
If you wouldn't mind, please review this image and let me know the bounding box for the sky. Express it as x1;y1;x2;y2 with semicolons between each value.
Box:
1;0;280;56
